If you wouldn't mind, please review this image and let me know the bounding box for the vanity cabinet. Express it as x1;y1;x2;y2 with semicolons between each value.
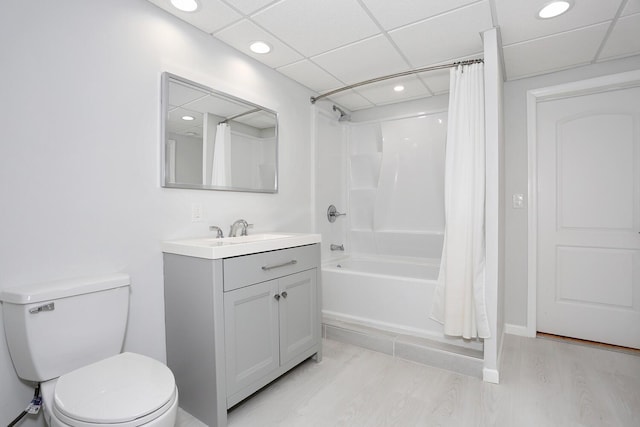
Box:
163;242;321;427
224;269;317;404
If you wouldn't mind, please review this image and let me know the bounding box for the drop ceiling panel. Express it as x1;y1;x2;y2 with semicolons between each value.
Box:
622;0;640;16
389;2;492;68
221;0;277;15
148;0;241;33
495;0;622;45
277;60;343;93
312;35;410;85
418;68;451;95
252;0;380;57
353;75;431;106
214;20;303;68
323;90;373;111
599;13;640;60
503;23;610;79
361;0;480;31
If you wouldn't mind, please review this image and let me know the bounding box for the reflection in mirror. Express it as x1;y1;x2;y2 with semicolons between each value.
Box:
161;72;278;193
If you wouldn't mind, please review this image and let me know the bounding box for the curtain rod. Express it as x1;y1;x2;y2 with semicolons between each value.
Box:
309;58;484;104
220;108;261;124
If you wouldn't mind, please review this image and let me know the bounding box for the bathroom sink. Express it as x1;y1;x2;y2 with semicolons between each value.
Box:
162;233;321;259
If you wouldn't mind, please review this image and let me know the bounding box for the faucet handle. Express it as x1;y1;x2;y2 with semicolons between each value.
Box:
209;225;224;238
242;223;254;236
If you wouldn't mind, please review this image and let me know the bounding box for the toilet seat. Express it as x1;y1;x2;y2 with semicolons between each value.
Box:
49;353;177;427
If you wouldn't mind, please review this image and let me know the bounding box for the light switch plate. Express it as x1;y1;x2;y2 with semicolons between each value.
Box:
191;203;203;222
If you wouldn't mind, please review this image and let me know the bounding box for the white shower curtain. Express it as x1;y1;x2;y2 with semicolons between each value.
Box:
211;122;231;186
431;62;490;339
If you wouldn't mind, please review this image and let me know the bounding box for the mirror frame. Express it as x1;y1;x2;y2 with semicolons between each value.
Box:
161;72;279;193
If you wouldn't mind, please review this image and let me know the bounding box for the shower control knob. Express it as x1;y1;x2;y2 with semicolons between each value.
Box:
274;294;281;301
281;291;288;299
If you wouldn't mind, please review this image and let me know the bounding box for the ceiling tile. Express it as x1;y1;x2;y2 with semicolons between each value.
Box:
622;0;640;16
353;75;431;106
277;60;343;93
221;0;277;15
312;35;410;85
323;89;374;111
418;68;451;95
599;13;640;60
495;0;622;45
503;23;610;79
389;2;491;68
214;19;303;68
361;0;479;30
252;0;379;57
148;0;241;33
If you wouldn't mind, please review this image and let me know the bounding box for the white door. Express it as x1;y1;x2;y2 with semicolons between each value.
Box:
536;86;640;349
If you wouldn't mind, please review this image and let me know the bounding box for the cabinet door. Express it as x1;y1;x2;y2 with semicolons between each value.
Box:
224;279;279;396
279;269;318;365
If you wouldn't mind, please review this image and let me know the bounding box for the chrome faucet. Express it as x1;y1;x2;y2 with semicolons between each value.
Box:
229;219;249;237
209;225;224;238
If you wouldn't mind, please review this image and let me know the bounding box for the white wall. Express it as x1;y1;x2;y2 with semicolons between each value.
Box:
0;1;315;424
504;54;640;329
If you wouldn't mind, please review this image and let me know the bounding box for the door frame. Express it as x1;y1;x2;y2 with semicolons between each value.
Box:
526;69;640;337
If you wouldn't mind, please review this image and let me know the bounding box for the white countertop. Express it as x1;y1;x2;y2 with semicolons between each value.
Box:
161;233;321;259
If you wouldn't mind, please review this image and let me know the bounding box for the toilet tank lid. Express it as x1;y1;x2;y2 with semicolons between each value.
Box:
0;273;130;304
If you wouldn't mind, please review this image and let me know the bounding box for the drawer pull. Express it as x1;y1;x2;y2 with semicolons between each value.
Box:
262;260;297;271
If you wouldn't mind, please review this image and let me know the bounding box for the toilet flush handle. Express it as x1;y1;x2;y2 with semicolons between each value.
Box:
29;302;55;314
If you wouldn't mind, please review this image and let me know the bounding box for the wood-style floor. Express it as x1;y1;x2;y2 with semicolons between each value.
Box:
176;334;640;427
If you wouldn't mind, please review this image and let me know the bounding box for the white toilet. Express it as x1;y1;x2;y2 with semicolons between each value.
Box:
0;274;178;427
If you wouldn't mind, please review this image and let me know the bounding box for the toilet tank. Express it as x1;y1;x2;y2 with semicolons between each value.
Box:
0;273;130;382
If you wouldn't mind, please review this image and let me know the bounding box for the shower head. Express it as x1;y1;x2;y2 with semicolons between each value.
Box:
332;105;351;122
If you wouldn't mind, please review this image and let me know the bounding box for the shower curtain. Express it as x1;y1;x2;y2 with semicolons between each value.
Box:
431;62;490;339
211;122;231;186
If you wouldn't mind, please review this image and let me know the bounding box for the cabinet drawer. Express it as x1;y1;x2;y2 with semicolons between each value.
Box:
223;244;319;292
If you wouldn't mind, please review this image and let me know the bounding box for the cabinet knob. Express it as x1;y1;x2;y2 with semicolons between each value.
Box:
281;291;288;299
274;294;281;301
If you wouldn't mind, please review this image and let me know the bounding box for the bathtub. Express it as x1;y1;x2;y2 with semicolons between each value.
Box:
322;255;482;351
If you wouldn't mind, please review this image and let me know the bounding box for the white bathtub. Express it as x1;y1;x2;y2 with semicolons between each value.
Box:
322;255;482;351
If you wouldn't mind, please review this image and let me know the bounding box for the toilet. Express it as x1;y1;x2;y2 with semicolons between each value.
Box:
0;274;178;427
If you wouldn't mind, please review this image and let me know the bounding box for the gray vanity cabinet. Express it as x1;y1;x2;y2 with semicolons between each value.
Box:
163;243;321;427
224;269;318;405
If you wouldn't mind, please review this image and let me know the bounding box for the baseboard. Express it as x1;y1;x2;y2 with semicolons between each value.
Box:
504;323;530;337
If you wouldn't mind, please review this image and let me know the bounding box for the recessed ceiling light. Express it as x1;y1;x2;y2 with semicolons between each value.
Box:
182;115;195;121
250;41;272;54
393;85;405;92
538;1;572;19
171;0;199;12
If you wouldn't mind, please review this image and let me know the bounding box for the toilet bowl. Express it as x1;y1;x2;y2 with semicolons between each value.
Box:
41;353;178;427
0;274;179;427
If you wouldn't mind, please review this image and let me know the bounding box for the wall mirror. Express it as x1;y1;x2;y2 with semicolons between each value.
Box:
161;72;278;193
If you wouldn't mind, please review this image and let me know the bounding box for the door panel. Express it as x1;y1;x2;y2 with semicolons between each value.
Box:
224;279;279;396
279;270;318;365
537;86;640;348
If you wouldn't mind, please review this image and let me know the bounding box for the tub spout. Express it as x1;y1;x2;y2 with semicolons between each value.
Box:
330;244;344;251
